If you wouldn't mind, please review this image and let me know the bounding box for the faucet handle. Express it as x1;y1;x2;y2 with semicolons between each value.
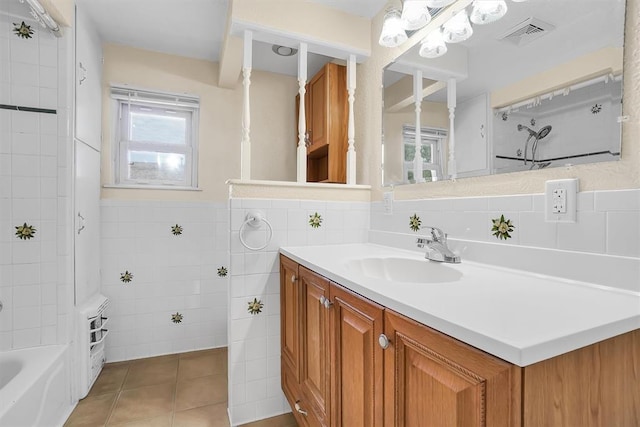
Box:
416;237;430;248
421;226;446;243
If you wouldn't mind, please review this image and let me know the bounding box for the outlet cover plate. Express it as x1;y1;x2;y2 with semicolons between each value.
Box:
545;179;578;222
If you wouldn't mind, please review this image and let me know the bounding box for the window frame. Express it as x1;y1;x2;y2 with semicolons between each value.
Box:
402;125;447;183
111;86;200;189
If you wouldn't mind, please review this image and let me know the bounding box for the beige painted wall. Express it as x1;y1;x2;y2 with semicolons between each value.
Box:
101;44;297;202
357;0;639;200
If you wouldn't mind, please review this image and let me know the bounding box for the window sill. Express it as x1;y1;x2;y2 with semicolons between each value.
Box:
103;184;202;191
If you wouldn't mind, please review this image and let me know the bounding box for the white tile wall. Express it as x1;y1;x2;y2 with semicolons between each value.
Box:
227;197;370;426
0;7;72;351
371;189;640;259
100;200;229;362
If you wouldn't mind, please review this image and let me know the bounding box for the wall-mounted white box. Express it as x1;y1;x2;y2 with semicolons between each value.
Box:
545;179;579;222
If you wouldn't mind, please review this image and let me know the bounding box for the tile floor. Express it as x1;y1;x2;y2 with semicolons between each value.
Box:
64;348;296;427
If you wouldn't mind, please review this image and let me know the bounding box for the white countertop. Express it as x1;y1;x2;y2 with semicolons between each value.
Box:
280;243;640;367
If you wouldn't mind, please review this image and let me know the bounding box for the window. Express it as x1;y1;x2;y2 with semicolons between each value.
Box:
402;125;446;183
111;86;199;188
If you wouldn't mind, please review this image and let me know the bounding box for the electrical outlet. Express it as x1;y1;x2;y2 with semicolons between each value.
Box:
383;191;394;215
545;179;578;222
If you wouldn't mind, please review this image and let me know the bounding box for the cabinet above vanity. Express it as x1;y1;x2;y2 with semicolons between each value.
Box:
280;244;640;426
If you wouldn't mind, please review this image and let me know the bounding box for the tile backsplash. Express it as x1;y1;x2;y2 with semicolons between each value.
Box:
100;200;229;361
371;189;640;258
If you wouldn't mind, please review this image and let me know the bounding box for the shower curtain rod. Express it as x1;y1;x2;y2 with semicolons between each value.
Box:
495;73;622;114
20;0;61;36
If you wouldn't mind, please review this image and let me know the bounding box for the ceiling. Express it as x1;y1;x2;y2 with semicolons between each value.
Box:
78;0;387;77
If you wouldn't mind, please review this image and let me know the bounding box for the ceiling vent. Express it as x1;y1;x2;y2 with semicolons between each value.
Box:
498;17;555;46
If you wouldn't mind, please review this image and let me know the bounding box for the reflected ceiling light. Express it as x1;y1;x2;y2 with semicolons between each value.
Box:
401;0;432;30
442;9;473;43
424;0;455;8
379;8;408;47
419;29;448;58
470;0;508;25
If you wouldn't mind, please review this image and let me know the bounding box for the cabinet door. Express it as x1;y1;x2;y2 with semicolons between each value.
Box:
74;140;101;306
300;266;331;427
75;5;103;151
308;67;327;154
330;284;384;427
280;255;301;380
384;310;518;427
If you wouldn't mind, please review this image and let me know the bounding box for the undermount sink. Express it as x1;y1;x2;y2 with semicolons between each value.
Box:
346;257;463;284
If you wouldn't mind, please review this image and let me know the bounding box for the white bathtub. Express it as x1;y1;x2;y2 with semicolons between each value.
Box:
0;345;73;427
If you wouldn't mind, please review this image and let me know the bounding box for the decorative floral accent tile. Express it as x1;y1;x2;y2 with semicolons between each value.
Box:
217;266;228;277
591;104;602;114
171;224;183;236
501;112;508;121
309;212;323;228
247;298;264;315
13;21;33;39
15;222;36;240
120;270;134;283
171;312;183;323
491;215;515;240
409;214;422;232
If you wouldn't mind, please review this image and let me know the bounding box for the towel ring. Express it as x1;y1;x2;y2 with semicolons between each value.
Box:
239;211;273;251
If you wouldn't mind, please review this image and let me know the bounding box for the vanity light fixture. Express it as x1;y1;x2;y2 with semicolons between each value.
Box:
401;0;432;30
379;8;408;47
442;9;473;43
470;0;508;25
419;28;448;58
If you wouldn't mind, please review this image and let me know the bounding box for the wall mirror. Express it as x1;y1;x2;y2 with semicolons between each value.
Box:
382;0;626;186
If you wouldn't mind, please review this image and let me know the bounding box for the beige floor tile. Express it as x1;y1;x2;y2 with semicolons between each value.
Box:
108;383;175;425
238;413;297;427
123;358;179;390
175;374;227;411
173;403;230;427
108;414;173;427
64;393;117;427
89;364;130;396
178;351;226;380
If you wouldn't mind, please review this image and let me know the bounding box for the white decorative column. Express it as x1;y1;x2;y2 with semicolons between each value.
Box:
297;43;308;183
447;78;457;180
413;69;425;183
241;30;252;180
346;54;357;185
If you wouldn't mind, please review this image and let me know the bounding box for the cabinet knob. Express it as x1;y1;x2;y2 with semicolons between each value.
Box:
291;275;297;283
319;296;333;309
378;333;390;349
294;400;308;416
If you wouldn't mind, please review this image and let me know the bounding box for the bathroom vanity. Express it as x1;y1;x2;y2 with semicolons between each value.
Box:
279;244;640;427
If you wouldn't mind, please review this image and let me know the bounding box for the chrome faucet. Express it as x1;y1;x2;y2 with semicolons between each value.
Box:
416;226;461;263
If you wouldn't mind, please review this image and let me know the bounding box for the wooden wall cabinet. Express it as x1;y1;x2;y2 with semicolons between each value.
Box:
280;255;639;426
295;63;348;183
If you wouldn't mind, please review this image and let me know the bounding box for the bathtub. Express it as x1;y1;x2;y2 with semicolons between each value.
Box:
0;345;73;427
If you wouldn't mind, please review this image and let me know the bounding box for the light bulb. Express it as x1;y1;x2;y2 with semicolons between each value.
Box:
401;0;432;30
379;9;408;47
424;0;456;8
419;29;448;58
442;9;473;43
470;0;508;25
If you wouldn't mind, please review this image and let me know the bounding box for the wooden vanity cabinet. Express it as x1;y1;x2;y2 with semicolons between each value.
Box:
295;63;348;183
280;256;384;427
280;255;639;426
383;310;520;427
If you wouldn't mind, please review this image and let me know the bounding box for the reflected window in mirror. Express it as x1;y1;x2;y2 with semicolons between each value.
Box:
402;125;447;184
